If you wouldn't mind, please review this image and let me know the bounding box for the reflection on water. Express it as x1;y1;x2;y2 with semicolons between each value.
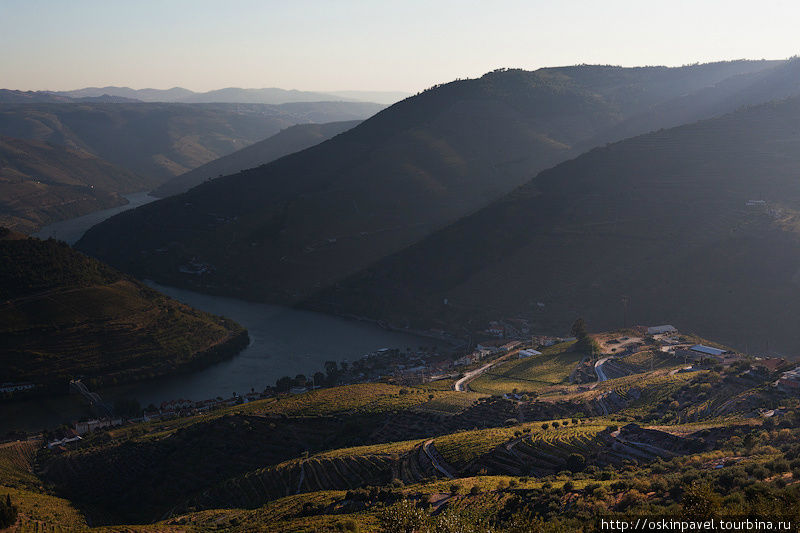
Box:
102;282;445;406
6;195;446;432
34;191;158;244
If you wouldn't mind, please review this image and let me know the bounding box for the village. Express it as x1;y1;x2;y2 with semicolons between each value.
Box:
38;319;800;452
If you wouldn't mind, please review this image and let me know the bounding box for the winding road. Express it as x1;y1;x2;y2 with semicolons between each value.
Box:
423;440;455;479
454;351;516;392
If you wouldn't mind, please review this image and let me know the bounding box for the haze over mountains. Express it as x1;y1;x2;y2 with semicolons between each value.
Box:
78;59;800;325
0;137;145;233
152;120;362;197
314;95;800;354
0;86;411;105
0;101;382;231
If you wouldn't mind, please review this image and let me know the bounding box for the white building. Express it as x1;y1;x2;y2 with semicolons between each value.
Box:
647;325;677;335
518;349;543;359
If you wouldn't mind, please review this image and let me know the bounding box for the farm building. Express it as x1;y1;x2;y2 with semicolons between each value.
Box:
647;324;677;335
690;344;729;357
518;349;543;359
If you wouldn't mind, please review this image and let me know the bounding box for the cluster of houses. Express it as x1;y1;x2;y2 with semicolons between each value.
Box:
483;318;531;338
0;382;37;394
777;367;800;392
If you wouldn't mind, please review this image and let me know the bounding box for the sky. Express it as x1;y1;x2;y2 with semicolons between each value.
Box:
2;0;799;93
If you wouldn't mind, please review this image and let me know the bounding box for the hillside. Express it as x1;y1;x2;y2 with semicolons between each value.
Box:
0;136;155;233
312;95;800;355
76;62;783;304
0;101;383;182
152;120;361;197
0;231;247;390
7;334;797;531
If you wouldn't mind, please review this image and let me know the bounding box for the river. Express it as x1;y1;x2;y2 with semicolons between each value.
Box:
101;282;446;407
34;191;158;244
4;198;446;432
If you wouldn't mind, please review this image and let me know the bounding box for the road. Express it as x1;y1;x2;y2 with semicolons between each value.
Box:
423;440;455;479
594;357;611;382
454;351;516;392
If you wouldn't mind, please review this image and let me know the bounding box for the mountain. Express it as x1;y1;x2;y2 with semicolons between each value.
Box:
174;87;356;104
0;89;75;104
328;90;412;104
0;229;247;390
77;61;788;304
52;86;398;104
311;95;800;355
151;120;361;197
0;136;154;233
0;101;383;182
575;58;800;151
54;86;196;102
0;89;141;104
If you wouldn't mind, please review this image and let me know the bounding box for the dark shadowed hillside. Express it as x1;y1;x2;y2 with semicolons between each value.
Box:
0;231;247;389
311;96;800;355
0;101;383;182
0;136;153;233
151;120;361;197
77;62;782;304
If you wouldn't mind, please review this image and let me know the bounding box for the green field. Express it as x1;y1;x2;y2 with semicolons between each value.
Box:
469;342;583;395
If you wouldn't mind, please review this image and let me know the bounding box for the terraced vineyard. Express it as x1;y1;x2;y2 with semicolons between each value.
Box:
432;422;608;471
238;383;485;417
1;236;247;389
469;342;583;395
0;442;88;531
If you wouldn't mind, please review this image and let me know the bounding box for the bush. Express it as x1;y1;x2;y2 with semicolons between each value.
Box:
567;453;586;472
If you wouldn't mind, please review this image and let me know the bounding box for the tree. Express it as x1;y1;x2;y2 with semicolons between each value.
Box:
571;317;600;356
113;398;141;418
682;482;721;519
566;453;586;472
313;371;326;387
276;376;293;392
0;494;17;529
571;318;587;338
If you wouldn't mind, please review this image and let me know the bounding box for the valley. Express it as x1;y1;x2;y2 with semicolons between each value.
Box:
3;9;800;528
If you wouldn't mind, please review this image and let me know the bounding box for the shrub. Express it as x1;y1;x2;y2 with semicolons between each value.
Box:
566;453;586;472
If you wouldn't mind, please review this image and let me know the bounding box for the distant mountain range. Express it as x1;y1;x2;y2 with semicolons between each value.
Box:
0;86;411;105
0;101;382;232
77;60;790;310
152;120;362;197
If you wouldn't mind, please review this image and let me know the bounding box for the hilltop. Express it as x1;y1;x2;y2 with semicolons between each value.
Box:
311;94;800;355
0;231;247;391
0;136;153;233
76;61;784;304
152;120;361;197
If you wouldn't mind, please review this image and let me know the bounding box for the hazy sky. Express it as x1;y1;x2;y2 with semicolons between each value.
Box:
2;0;799;92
